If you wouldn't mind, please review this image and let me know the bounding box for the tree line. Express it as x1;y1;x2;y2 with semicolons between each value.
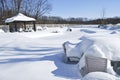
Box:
37;16;120;25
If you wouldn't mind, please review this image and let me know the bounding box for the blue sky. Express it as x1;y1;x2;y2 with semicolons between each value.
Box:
48;0;120;19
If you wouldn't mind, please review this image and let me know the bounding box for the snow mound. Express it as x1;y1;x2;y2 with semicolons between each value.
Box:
19;31;63;38
0;29;4;32
80;29;96;34
78;35;120;75
111;31;120;34
82;72;119;80
79;35;120;61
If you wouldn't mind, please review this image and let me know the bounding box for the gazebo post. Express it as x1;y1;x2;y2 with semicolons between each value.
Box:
14;21;17;32
33;21;36;31
6;23;10;32
24;22;26;31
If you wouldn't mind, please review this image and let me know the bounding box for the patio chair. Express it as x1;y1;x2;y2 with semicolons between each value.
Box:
63;41;78;62
81;56;107;76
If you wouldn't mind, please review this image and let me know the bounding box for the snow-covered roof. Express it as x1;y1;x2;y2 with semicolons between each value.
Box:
5;13;36;23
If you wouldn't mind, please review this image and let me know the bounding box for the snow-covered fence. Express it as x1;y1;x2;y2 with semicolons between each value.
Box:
35;24;98;28
70;24;98;28
36;24;70;28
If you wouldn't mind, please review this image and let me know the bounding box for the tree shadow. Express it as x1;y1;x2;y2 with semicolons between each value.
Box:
0;48;80;79
14;47;61;52
0;47;62;56
51;53;81;79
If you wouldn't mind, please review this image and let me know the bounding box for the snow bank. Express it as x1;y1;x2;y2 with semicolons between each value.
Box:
82;72;119;80
99;24;120;30
19;27;65;38
79;35;120;61
19;32;63;38
0;29;4;32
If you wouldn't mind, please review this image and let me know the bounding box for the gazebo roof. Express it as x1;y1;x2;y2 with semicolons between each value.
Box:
5;13;36;23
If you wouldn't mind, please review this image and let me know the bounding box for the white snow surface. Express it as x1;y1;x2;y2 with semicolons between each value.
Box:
82;72;119;80
0;26;120;80
0;29;4;32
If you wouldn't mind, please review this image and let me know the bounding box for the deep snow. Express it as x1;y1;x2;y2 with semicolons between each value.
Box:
0;25;120;80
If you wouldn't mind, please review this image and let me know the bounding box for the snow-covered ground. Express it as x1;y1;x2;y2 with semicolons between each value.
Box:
0;26;120;80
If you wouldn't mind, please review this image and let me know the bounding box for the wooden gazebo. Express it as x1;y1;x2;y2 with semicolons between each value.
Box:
5;13;36;32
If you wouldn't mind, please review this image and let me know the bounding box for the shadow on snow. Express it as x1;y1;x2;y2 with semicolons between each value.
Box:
0;47;80;79
80;29;96;34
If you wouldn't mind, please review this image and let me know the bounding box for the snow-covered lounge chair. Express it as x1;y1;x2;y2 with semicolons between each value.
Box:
63;41;81;63
80;56;107;76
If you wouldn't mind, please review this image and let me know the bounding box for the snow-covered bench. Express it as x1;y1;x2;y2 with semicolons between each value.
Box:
63;41;83;63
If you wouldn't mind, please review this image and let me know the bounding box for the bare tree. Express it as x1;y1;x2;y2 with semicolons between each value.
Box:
21;0;33;16
101;8;106;25
12;0;23;13
0;0;9;23
0;0;6;17
34;0;51;19
22;0;52;19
